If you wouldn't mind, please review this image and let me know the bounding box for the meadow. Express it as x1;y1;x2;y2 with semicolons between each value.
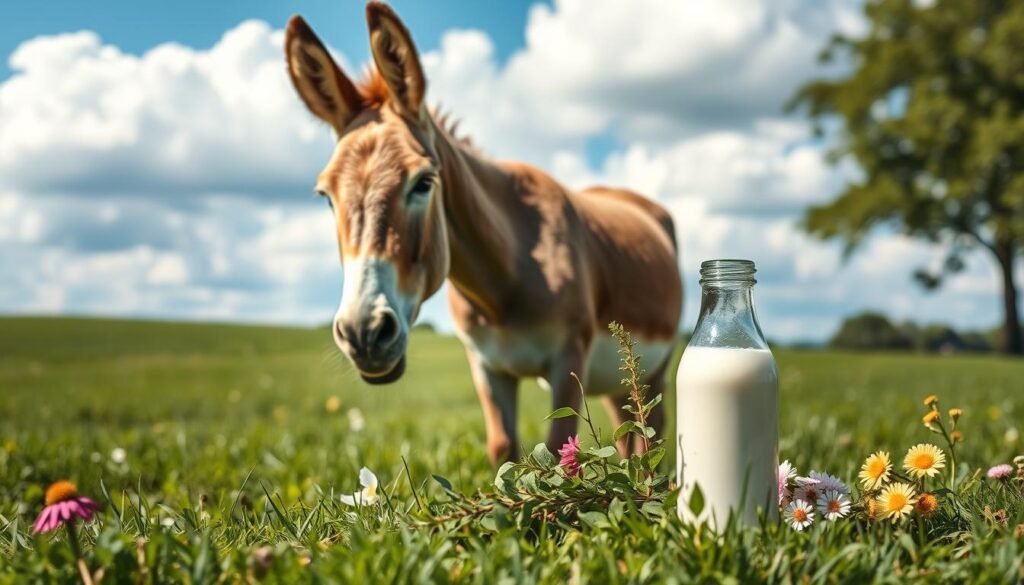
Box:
0;316;1022;583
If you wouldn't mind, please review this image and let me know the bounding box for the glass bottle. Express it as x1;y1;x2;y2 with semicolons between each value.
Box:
676;259;779;528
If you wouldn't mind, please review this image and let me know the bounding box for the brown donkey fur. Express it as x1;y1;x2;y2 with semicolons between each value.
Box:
284;2;683;464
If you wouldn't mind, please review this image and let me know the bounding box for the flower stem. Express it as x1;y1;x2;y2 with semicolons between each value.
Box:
65;522;94;585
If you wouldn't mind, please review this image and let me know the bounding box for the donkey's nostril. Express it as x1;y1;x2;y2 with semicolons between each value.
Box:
370;310;400;348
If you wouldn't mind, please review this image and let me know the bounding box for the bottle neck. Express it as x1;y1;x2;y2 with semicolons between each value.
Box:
689;260;769;350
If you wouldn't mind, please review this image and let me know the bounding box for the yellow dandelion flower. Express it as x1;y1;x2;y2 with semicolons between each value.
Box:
915;492;938;518
903;444;946;479
325;396;342;413
877;482;917;522
923;395;938;407
859;451;892;490
922;411;940;425
948;408;962;421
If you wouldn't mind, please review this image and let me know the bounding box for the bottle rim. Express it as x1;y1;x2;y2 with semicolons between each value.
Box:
699;259;757;286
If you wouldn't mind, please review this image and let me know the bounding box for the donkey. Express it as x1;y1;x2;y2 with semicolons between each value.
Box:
284;2;682;464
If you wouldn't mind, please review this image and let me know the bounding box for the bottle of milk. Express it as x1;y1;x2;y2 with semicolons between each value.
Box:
676;259;778;529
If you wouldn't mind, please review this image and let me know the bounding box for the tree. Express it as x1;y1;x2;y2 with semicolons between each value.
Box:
792;0;1024;355
830;312;912;351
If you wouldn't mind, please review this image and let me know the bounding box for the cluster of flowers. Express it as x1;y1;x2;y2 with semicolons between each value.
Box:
779;394;974;531
778;463;851;531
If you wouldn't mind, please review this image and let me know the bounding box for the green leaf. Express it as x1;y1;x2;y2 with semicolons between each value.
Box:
530;443;557;467
688;484;705;518
578;511;610;529
589;446;618;459
613;420;637;442
431;474;454;493
644;446;666;470
544;407;579;420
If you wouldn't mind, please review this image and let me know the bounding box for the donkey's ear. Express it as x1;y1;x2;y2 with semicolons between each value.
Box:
285;15;363;135
366;2;426;119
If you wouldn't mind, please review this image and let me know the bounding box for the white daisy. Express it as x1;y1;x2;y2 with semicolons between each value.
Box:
339;467;379;506
809;470;848;495
778;460;797;505
815;489;851;521
793;476;822;505
785;498;815;531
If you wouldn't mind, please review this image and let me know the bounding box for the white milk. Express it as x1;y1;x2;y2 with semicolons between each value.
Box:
676;346;778;528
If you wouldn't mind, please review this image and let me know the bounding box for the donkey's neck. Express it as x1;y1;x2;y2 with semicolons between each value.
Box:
432;126;521;320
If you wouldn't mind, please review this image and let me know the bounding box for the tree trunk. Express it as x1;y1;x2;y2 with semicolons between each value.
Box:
995;238;1022;355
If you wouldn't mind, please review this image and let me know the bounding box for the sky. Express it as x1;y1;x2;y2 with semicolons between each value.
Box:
0;0;1018;342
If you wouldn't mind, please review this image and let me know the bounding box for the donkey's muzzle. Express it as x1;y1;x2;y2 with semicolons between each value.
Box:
333;308;407;383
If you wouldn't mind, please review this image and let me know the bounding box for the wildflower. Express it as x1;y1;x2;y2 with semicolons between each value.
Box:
32;481;100;533
859;451;892;490
347;408;365;432
794;477;822;505
809;470;849;495
876;482;917;523
915;492;938;517
922;411;940;426
865;497;878;519
339;467;379;506
950;430;963;443
1014;455;1024;468
987;464;1014;480
816;490;851;521
325;396;341;413
558;435;582;478
785;499;815;531
110;447;126;464
903;444;946;479
923;395;938;406
948;408;962;421
778;460;796;505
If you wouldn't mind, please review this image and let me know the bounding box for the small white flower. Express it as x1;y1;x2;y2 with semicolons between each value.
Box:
785;498;815;531
161;517;176;528
808;471;848;495
340;467;378;506
110;447;127;464
816;489;851;521
347;408;365;432
794;476;822;504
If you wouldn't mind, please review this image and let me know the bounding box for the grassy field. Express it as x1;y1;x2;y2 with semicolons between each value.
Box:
1;316;1022;583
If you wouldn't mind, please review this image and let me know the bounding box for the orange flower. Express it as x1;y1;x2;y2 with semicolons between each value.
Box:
923;395;938;407
922;411;940;426
915;493;938;517
948;408;963;421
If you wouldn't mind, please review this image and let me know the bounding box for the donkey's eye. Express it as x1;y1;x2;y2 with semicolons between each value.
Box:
409;175;435;198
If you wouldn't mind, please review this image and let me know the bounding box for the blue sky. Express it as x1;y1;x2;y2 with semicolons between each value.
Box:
0;1;540;79
0;0;1016;341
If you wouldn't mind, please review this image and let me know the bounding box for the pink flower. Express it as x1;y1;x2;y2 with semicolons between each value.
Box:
558;435;581;477
32;481;100;534
778;460;796;505
987;464;1014;480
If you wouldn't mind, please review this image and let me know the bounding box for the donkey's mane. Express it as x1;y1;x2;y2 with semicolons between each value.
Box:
356;66;479;154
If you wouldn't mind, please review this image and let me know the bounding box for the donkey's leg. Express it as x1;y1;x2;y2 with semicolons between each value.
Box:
545;342;588;455
466;351;520;465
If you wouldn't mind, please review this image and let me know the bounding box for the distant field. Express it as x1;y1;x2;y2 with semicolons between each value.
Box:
1;317;1022;581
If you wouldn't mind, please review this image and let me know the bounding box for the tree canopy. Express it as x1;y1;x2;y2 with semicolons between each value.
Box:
792;0;1024;354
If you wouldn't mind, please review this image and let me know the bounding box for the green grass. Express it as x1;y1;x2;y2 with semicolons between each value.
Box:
0;316;1022;583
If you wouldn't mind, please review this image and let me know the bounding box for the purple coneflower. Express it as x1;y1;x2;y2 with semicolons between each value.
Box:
558;435;581;477
33;481;99;534
987;464;1014;480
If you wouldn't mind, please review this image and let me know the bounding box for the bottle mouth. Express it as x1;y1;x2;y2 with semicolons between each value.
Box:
699;259;757;286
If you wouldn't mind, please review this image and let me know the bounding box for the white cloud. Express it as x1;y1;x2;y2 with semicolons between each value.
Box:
0;2;1020;343
0;21;332;200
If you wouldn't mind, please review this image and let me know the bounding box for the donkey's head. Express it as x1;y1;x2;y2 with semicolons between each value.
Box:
285;4;448;384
